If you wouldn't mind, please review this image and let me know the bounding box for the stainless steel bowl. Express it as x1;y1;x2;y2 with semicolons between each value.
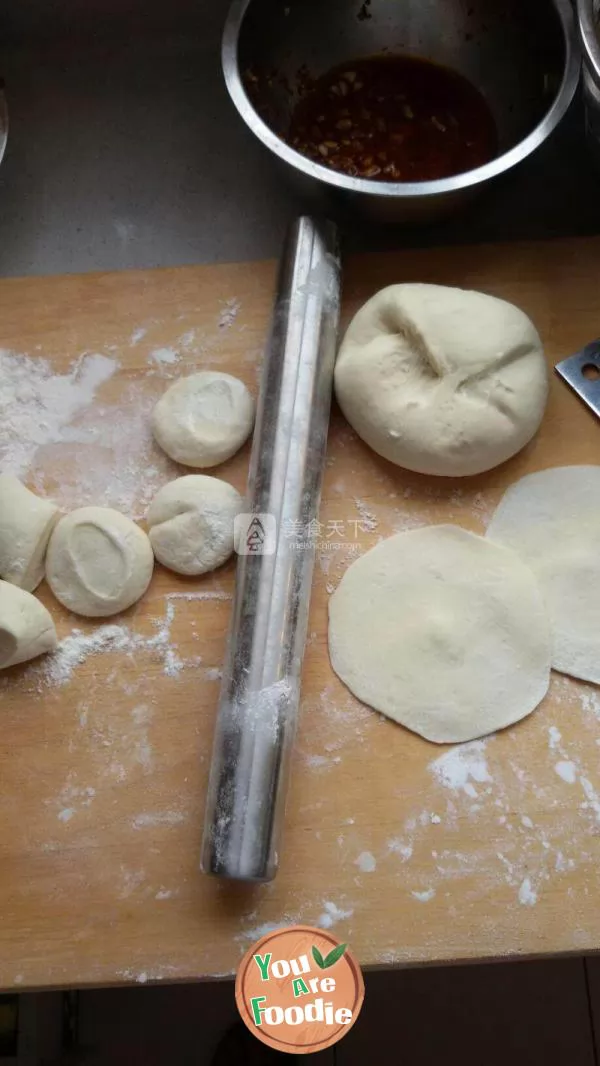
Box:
0;86;8;170
223;0;580;224
578;0;600;166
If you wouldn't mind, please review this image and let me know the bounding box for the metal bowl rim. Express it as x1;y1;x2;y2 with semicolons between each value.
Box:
222;0;581;199
578;0;600;81
0;90;8;170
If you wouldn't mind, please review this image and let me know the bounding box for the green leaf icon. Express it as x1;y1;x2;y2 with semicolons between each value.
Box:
323;943;347;968
312;945;326;969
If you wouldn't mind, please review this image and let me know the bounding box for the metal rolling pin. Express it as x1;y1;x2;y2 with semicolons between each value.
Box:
201;216;341;882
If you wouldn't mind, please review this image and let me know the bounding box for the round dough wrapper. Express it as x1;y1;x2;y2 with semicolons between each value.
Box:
0;579;57;670
147;475;243;575
46;507;154;618
0;474;59;591
487;465;600;684
328;525;551;744
334;283;548;477
152;371;255;468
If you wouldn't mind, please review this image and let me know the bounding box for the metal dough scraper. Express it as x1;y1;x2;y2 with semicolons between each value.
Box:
555;339;600;419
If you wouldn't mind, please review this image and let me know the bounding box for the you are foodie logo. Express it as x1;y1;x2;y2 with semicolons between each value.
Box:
235;925;365;1054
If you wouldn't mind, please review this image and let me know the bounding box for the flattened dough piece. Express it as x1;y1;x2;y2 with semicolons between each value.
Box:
147;475;243;575
0;579;57;669
328;525;551;744
0;474;59;591
334;283;548;477
487;465;600;684
152;371;255;468
46;507;154;618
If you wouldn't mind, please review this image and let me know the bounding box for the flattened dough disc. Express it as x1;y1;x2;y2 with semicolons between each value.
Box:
487;465;600;684
328;525;551;744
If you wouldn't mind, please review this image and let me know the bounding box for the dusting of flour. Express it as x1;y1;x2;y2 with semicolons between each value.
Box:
0;349;117;477
429;741;492;799
17;591;231;691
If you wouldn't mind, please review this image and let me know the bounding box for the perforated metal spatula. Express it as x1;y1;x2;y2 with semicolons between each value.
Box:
555;339;600;419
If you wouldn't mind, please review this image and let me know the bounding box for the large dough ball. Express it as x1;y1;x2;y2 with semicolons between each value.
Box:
487;465;600;684
0;474;59;591
46;507;154;618
334;283;548;477
328;525;551;744
0;579;57;670
147;475;243;575
152;372;255;468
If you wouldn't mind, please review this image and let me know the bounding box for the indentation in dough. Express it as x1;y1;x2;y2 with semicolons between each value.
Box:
190;379;235;423
46;507;153;618
69;524;130;599
335;283;548;477
151;372;255;468
146;474;242;575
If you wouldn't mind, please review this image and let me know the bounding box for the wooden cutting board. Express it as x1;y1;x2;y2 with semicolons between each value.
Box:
1;235;600;991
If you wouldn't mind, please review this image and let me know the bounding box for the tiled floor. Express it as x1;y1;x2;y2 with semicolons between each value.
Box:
17;956;600;1064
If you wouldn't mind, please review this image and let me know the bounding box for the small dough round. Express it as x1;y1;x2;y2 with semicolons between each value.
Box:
487;465;600;684
334;283;548;477
152;372;255;468
147;475;243;575
46;507;154;618
0;579;57;669
328;525;551;744
0;474;59;591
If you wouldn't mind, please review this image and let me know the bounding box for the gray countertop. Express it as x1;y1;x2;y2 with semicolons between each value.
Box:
1;8;600;277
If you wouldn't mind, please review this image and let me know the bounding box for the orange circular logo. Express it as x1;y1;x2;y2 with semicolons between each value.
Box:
235;925;364;1055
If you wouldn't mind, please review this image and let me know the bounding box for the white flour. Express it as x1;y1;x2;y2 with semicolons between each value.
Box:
388;839;413;862
218;299;241;330
31;381;178;520
555;760;577;784
355;851;376;873
130;327;147;346
0;349;117;477
29;592;227;689
412;888;435;903
43;626;133;686
518;878;537;906
548;726;562;749
148;346;180;367
131;811;186;830
317;901;354;928
352;497;378;533
235;919;298;944
429;741;492;798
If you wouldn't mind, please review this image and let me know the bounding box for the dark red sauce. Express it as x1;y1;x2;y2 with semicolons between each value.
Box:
287;54;497;182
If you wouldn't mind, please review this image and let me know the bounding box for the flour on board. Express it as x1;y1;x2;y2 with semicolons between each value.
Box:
130;326;148;346
31;381;178;519
518;878;537;906
19;592;230;692
355;851;376;873
412;887;436;903
429;741;492;798
555;760;577;784
387;839;413;862
352;497;378;533
317;901;354;929
0;349;117;478
235;919;298;944
218;298;241;330
148;346;180;367
131;811;186;830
